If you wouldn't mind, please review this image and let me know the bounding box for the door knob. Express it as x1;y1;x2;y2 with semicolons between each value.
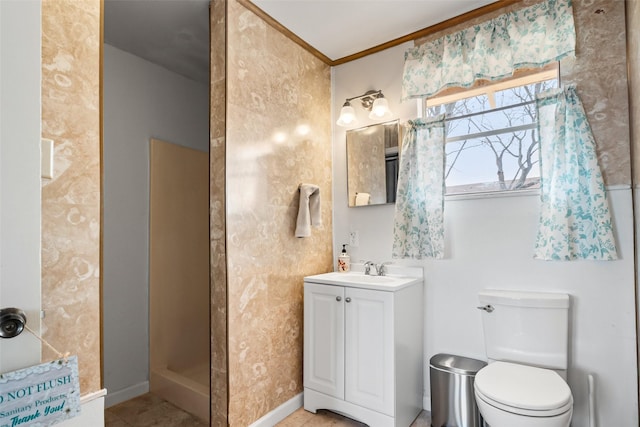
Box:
0;308;27;338
345;297;351;303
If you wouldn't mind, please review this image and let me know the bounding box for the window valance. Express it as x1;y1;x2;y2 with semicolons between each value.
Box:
402;0;576;100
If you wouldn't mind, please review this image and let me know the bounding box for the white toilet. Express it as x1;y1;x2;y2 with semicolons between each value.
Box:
474;290;573;427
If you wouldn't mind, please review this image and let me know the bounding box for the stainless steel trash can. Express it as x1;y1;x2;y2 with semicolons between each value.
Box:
430;353;487;427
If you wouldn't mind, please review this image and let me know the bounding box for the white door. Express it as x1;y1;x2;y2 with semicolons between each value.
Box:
345;287;394;415
303;282;345;399
0;0;42;372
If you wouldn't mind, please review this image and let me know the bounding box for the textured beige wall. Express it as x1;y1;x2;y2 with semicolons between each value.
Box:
41;0;102;394
561;0;630;185
628;0;640;184
210;1;229;425
415;0;631;186
225;0;333;424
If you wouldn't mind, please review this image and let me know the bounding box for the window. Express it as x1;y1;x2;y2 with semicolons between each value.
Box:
422;66;559;195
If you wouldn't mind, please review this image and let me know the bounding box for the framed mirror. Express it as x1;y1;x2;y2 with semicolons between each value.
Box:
346;120;400;207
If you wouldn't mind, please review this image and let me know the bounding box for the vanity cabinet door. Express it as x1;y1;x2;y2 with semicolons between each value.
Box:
344;287;394;416
304;282;345;399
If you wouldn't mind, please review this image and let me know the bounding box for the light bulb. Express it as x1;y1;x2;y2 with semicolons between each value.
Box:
337;102;357;127
369;97;391;120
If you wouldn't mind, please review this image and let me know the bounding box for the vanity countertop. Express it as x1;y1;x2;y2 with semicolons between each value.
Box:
305;264;423;291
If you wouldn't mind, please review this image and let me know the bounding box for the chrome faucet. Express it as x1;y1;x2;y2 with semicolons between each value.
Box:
375;262;391;276
364;261;390;276
364;261;375;275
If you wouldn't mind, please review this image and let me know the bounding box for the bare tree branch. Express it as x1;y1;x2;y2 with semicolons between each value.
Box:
430;78;556;191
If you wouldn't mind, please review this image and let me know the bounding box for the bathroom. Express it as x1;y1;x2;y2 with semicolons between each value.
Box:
109;0;639;423
1;0;639;426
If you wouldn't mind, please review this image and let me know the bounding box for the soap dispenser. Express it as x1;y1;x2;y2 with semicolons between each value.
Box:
338;244;350;272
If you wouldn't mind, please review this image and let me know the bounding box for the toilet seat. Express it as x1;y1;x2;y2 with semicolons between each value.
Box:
474;361;573;417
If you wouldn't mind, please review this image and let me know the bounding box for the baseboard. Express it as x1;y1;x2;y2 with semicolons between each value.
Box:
248;393;303;427
105;381;149;408
247;391;426;425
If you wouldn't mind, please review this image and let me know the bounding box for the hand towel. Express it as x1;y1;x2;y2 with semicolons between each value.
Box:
295;183;322;238
355;192;370;206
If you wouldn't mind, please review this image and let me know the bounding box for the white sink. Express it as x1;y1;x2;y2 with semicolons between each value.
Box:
338;274;395;284
304;271;421;291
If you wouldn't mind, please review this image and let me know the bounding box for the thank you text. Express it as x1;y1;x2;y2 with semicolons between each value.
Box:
0;356;81;427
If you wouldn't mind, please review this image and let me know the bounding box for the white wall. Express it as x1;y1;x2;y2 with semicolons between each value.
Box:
332;44;638;426
103;44;209;406
332;42;416;262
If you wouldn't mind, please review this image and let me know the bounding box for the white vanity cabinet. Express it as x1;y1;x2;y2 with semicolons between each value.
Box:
303;270;423;427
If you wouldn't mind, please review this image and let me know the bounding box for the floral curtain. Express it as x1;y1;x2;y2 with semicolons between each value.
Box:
402;0;576;100
534;85;617;261
392;116;446;259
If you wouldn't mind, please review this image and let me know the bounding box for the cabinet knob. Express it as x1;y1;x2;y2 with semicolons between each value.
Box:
345;297;351;303
336;296;342;302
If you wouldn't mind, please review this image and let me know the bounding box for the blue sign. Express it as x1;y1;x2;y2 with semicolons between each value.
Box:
0;356;81;427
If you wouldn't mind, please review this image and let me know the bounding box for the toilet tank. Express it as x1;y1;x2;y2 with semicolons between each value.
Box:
478;289;570;370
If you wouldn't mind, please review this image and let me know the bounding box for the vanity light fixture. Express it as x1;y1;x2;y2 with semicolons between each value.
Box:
336;89;393;127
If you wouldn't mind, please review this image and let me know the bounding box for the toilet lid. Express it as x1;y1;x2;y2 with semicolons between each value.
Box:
474;361;572;412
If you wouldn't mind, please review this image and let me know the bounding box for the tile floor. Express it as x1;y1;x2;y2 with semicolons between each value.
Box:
105;393;432;426
278;408;432;427
105;393;207;427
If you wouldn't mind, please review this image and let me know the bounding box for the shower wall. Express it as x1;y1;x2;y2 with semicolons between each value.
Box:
222;0;334;424
149;138;209;422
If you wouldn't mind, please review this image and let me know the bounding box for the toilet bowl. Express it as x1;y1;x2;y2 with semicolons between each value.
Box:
474;361;573;427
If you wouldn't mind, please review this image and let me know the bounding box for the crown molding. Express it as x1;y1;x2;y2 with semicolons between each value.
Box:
238;0;524;66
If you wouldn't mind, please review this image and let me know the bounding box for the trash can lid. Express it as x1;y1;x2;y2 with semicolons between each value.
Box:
430;353;487;376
